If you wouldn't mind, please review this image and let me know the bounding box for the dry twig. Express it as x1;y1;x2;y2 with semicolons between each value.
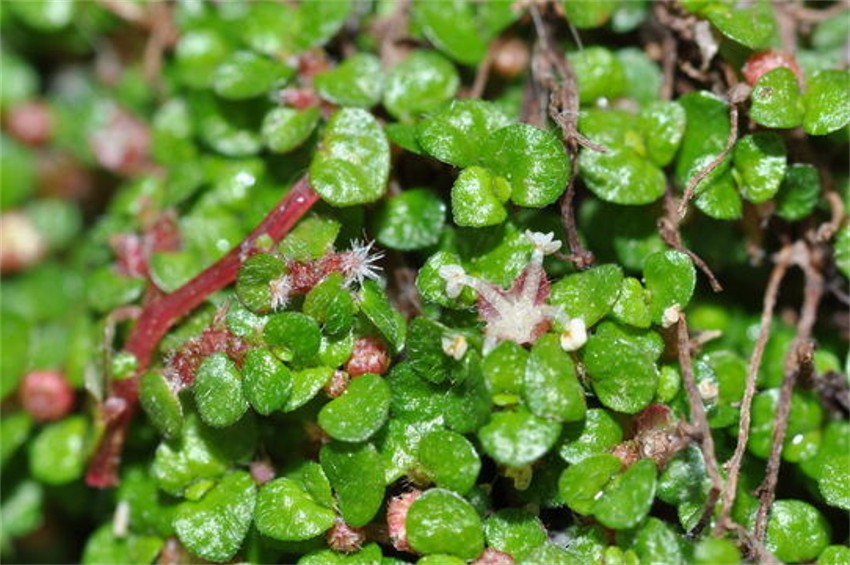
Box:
660;189;723;292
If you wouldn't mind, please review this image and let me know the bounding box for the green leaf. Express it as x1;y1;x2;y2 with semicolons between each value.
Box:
416;251;475;308
559;408;623;464
484;509;547;559
765;500;830;563
819;454;850;510
572;47;627;103
550;264;623;326
749;390;824;462
175;471;256;563
732;133;787;203
304;274;356;337
261;107;320;154
524;335;586;422
81;524;162;565
693;166;743;220
559;453;623;515
359;280;407;353
523;543;580;565
29;415;88;485
583;322;661;413
478;408;562;467
310;108;390;206
384;51;460;121
1;479;43;544
417;100;511;167
284;367;333;412
702;0;775;48
581;146;667;205
775;164;821;222
414;0;488;65
318;374;391;442
629;517;684;564
675;91;730;186
803;70;850;135
174;29;230;90
374;188;445;250
407;317;454;384
694;538;742;565
255;478;336;541
750;67;804;129
86;266;145;314
264;312;322;367
451;166;510;227
213;51;292;100
140;371;184;439
482;123;570;207
419;430;481;494
835;225;850;278
320;442;385;527
618;48;662;106
562;0;618;29
638;101;686;167
194;353;249;428
280;215;341;261
314;53;384;108
193;95;263;157
406;489;484;559
593;458;657;529
236;253;286;314
12;0;75;31
483;340;528;405
444;352;491;434
242;349;292;415
643;250;696;324
611;277;652;329
1;412;32;468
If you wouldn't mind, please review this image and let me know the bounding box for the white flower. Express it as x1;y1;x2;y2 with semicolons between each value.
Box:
344;239;384;286
441;334;468;360
560;318;587;351
269;274;292;310
661;304;681;328
438;264;468;299
524;230;561;256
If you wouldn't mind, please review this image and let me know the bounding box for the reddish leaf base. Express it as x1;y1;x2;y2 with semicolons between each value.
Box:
85;177;320;488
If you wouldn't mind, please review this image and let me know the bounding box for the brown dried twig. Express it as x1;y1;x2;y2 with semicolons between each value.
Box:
660;189;723;292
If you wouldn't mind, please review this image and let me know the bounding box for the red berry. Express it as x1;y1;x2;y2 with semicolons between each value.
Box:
5;101;53;146
345;336;390;377
742;51;803;86
20;370;75;422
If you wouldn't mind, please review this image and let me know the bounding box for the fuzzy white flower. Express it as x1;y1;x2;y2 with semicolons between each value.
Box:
441;334;468;361
524;230;561;256
438;264;468;299
343;239;384;286
269;274;292;310
560;318;587;352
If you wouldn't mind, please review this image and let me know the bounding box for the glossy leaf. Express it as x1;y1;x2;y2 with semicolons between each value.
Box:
242;349;292;415
559;408;623;464
140;370;183;439
374;188;445;250
384;51;460;121
414;0;488;65
484;508;547;560
261;107;320;154
213;51;291;100
406;488;484;559
451;166;510;227
320;442;385;527
572;47;627;103
314;53;384;109
417;100;511;168
550;264;623;326
418;430;481;494
750;67;804;129
359;280;407;353
255;478;336;541
643;250;696;324
775;164;821;222
803;70;850;135
478;408;562;467
194;353;249;428
524;335;586;422
29;416;87;485
732;133;787;203
765;500;830;563
318;374;391;442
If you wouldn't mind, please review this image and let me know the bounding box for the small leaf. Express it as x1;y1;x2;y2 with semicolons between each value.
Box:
310;108;390;206
571;47;627;103
406;488;485;559
765;500;830;563
360;280;407;354
374;188;446;250
775;164;821;222
451;166;510;227
559;408;623;464
174;471;256;563
236;253;287;314
559;453;623;515
264;312;321;366
483;340;528;405
550;264;623;326
242;349;292;415
213;51;292;100
81;524;162;565
416;251;475;308
693;167;743;220
304;274;356;337
194;353;249;428
593;458;657;529
280;215;341;261
261;107;320;154
174;30;230;89
750;67;804;129
694;538;742;565
418;430;481;494
284;367;333;412
803;70;850;135
702;0;775;49
384;51;460;121
407;317;454;384
478;408;562;467
29;415;87;485
638;101;686;167
414;0;488;65
562;0;618;29
314;53;384;108
524;335;586;422
643;250;696;324
481;123;570;207
581;147;667;205
675;91;730;186
255;478;336;541
732;133;787;203
417;100;511;167
611;277;652;329
318;374;391;442
320;442;385;527
140;371;184;439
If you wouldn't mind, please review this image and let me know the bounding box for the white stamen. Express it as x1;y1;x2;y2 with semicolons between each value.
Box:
560;318;587;351
345;239;384;286
441;334;468;360
524;230;561;256
438;264;468;299
269;274;292;310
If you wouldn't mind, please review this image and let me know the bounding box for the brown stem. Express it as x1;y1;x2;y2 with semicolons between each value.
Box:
559;163;595;269
86;177;320;487
660;189;723;292
677;313;723;537
716;242;794;533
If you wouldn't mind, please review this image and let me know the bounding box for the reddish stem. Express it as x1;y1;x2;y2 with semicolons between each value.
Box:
86;177;320;487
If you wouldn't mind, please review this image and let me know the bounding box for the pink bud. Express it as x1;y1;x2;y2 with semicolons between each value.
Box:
326;517;366;553
742;51;803;86
20;370;75;422
386;490;422;553
345;336;390;377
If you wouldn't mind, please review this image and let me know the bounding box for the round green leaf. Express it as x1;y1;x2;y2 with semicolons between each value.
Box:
484;508;547;559
261;107;320;154
675;91;730;186
414;0;488;65
524;335;586;422
558;408;623;464
803;70;850;135
765;500;830;563
284;367;334;412
318;373;391;442
359;280;407;353
320;442;385;527
384;51;460;121
419;430;481;494
775;163;821;222
819;454;850;510
481;123;570;207
280;215;341;261
550;263;623;326
310;108;390;206
213;51;291;100
702;1;775;48
264;312;321;366
638;101;686;167
643;250;696;324
303;273;355;336
255;477;336;541
314;53;384;108
611;277;651;329
374;188;446;250
175;471;256;563
593;458;657;529
581;146;667;205
12;0;75;31
571;47;627;103
483;340;528;405
236;253;287;314
174;30;231;90
242;348;292;415
417;100;511;167
81;524;162;565
693;167;743;220
630;517;684;564
563;0;618;28
559;453;623;515
451;166;510;227
694;538;741;565
140;371;184;439
732;133;787;203
407;489;484;559
750;67;804;129
478;408;562;467
194;353;249;428
29;415;88;485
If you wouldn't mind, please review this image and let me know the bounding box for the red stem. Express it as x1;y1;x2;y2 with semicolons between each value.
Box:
86;177;320;487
